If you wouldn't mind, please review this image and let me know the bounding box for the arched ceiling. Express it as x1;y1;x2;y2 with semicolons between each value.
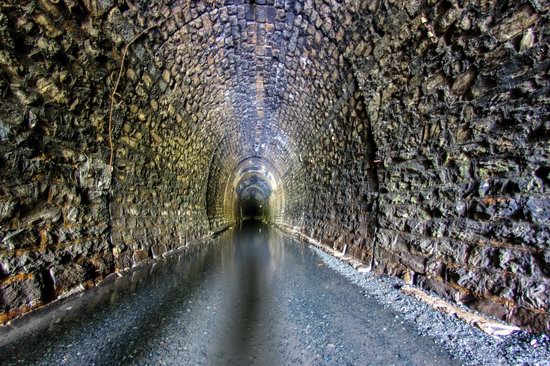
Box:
129;0;361;178
117;0;370;228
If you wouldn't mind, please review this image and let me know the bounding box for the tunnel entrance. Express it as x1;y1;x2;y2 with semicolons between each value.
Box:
235;173;272;222
238;185;267;221
206;156;285;229
239;198;264;219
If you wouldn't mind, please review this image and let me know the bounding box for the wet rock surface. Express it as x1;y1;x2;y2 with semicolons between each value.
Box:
1;222;462;365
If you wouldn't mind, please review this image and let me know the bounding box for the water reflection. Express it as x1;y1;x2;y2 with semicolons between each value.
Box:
0;221;458;366
0;221;285;365
213;221;277;364
0;235;218;364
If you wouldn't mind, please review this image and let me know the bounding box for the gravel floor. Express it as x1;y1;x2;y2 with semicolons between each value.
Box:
312;247;550;366
0;222;547;366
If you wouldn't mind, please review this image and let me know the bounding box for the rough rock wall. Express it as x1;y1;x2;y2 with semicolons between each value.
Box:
0;0;119;321
269;0;549;333
205;135;241;231
349;0;549;333
0;0;215;321
279;83;379;262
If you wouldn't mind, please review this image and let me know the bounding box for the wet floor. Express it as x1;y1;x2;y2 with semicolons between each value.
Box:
0;221;460;365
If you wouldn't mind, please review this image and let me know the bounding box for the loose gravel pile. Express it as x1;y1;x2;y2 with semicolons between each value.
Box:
311;246;550;366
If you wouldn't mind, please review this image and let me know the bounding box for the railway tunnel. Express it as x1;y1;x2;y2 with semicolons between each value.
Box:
0;0;549;363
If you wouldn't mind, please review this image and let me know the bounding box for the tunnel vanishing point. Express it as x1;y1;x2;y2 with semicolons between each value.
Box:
0;0;548;334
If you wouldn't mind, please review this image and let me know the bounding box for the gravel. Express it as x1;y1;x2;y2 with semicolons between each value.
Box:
0;223;463;365
311;246;550;366
1;223;547;366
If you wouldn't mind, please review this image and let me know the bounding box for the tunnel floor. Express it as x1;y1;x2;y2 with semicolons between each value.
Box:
0;221;462;365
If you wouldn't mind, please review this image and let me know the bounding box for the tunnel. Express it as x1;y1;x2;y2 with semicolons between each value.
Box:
0;0;549;361
208;156;284;224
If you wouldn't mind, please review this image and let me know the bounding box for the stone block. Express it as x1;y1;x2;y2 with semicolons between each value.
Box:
51;264;87;291
0;275;42;311
508;306;550;334
469;298;509;321
133;249;149;265
399;252;426;274
414;274;469;304
493;5;539;42
152;243;167;258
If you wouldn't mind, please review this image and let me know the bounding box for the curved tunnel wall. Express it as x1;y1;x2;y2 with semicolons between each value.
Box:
207;155;285;227
0;0;548;332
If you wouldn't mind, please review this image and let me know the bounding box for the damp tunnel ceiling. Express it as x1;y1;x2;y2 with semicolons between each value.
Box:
0;1;549;332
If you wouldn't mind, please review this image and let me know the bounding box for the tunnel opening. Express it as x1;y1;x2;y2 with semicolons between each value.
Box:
237;185;267;222
239;198;264;220
206;156;285;229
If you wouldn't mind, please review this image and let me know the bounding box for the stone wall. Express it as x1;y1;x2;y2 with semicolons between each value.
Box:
349;0;549;333
0;0;119;321
260;0;549;333
0;0;220;321
279;82;379;263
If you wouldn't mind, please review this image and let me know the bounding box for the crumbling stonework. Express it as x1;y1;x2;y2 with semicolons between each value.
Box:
0;0;548;333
